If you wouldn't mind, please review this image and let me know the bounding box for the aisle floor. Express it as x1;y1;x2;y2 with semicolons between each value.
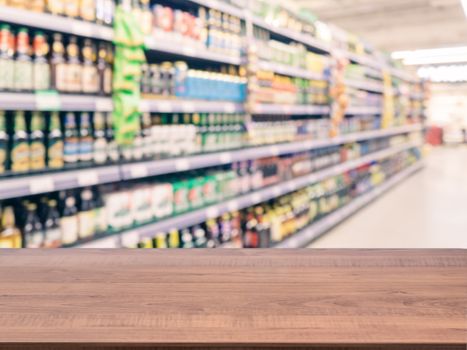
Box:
309;146;467;248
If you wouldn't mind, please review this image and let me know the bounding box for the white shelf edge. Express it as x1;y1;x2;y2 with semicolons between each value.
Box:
145;37;243;65
0;93;113;112
0;5;113;41
139;99;245;113
274;160;424;248
258;61;326;80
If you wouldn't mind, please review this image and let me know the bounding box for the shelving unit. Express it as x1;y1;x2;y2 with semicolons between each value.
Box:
78;140;421;248
0;0;424;249
0;124;422;201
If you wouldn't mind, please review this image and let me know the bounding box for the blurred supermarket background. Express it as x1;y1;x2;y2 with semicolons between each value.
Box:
0;0;465;249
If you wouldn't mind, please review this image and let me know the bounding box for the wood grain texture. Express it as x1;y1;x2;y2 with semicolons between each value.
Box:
0;249;465;350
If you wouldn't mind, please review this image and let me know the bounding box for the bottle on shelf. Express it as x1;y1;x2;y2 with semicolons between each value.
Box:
23;202;44;248
97;42;112;96
80;0;96;22
93;112;108;165
47;111;64;169
50;33;67;92
93;187;107;233
78;187;95;239
29;111;46;171
82;39;98;94
0;205;22;248
0;111;8;174
46;0;65;16
11;111;30;173
14;28;33;92
64;0;79;18
104;112;119;162
78;112;93;165
42;199;62;248
65;36;82;93
63;112;79;166
0;24;15;92
32;31;51;91
59;190;79;245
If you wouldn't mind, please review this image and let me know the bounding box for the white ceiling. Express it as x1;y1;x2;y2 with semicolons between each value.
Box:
293;0;467;52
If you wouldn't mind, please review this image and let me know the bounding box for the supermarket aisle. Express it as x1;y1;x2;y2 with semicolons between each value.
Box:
309;146;467;248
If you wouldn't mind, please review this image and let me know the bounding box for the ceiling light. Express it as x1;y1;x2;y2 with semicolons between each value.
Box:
462;0;467;17
392;47;467;65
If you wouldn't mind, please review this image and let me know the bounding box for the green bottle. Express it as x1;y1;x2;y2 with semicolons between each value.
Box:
11;111;30;173
29;111;46;170
47;112;64;169
0;111;8;174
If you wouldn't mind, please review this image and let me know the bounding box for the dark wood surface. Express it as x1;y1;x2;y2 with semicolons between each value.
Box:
0;249;466;350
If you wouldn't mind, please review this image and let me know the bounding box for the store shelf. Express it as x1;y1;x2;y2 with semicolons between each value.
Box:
275;160;424;248
346;106;382;115
251;103;330;115
77;140;421;248
0;93;113;112
145;37;243;65
139;99;244;113
0;5;113;41
0;166;121;201
258;61;326;80
121;124;423;181
346;79;384;93
250;16;331;54
0;124;421;201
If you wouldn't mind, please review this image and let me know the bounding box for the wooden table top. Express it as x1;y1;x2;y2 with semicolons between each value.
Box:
0;249;466;350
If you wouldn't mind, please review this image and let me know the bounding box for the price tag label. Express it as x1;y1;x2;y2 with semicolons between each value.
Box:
272;186;281;196
95;98;113;112
130;165;149;179
139;100;150;113
250;193;262;204
182;46;196;57
181;101;195;113
98;27;114;41
71;21;93;37
158;101;173;113
219;152;232;164
254;104;263;114
282;105;292;114
77;171;99;187
223;103;236;114
121;231;141;248
206;206;220;219
269;145;279;156
175;158;190;172
30;177;54;194
35;91;61;111
227;200;239;212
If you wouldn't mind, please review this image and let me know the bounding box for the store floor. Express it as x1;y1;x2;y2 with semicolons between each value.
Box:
309;146;467;248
